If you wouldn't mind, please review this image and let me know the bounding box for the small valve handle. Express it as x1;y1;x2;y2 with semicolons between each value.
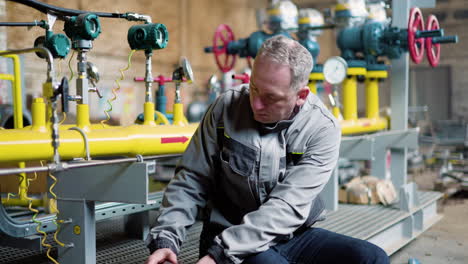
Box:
53;77;69;113
89;87;103;98
232;73;250;84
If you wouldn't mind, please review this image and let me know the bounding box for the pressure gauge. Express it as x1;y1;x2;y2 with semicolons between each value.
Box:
323;56;348;85
181;57;194;83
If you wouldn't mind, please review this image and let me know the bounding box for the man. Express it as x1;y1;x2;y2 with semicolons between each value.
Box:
145;35;389;264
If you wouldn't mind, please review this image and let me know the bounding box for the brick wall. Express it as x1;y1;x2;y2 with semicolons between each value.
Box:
4;0;266;125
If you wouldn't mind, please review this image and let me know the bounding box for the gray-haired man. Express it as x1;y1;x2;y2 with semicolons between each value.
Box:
145;35;389;264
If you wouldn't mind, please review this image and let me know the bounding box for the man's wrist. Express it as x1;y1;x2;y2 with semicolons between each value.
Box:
147;237;178;255
207;243;235;264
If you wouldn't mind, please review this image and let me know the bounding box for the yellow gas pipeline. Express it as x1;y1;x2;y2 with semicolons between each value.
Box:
0;123;198;163
0;96;197;163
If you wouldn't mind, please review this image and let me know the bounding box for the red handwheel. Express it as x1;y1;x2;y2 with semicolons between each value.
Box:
426;15;441;67
213;24;236;73
408;7;425;64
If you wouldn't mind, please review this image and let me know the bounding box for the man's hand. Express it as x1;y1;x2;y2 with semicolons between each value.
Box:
196;255;216;264
145;248;178;264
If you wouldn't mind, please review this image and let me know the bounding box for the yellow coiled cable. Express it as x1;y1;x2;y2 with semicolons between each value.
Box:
100;49;136;127
68;50;75;82
40;161;66;249
59;112;67;125
23;163;60;264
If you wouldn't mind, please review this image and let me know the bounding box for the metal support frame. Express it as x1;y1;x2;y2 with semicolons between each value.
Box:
389;0;436;209
52;161;154;264
328;127;419;211
57;200;96;263
0;192;163;251
324;3;442;256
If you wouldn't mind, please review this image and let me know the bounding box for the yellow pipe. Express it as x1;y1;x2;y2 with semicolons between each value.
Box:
32;98;47;132
42;82;54;124
0;54;23;128
0;73;14;81
143;102;156;126
342;76;358;121
365;70;388;119
308;72;324;95
172;103;188;126
332;107;341;119
365;78;379;119
76;104;91;130
0;123;199;163
0;54;34;205
17;162;27;200
342;67;366;121
2;198;42;207
11;54;22;129
341;117;388;135
308;81;318;94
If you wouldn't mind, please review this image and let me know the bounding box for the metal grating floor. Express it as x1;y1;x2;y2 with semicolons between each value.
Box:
0;213;203;264
316;191;442;238
315;203;409;239
0;191;441;263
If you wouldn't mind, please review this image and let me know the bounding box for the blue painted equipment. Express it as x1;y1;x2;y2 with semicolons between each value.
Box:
336;7;458;68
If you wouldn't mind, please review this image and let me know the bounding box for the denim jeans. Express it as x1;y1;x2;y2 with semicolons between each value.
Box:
200;225;389;264
242;228;390;264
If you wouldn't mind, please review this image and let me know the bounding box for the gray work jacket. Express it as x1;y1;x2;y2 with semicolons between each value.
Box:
146;85;341;264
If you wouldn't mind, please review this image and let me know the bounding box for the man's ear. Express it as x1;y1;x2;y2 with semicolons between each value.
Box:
296;86;310;106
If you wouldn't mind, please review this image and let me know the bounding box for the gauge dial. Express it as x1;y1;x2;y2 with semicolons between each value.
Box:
323;56;348;85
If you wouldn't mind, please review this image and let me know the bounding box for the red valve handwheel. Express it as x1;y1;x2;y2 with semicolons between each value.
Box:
408;7;425;64
213;24;236;73
426;15;441;67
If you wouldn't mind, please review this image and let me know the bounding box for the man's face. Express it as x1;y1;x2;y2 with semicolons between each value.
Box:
249;56;307;124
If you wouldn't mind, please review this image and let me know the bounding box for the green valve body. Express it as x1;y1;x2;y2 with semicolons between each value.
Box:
64;13;102;41
34;30;71;59
46;31;71;58
127;23;169;51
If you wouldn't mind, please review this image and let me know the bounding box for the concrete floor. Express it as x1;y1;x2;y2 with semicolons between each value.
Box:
390;168;468;264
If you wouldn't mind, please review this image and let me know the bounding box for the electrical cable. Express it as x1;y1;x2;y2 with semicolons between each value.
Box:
41;161;66;262
20;161;60;264
59;112;67;125
100;49;135;127
67;50;75;82
0;21;46;27
8;0;125;19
